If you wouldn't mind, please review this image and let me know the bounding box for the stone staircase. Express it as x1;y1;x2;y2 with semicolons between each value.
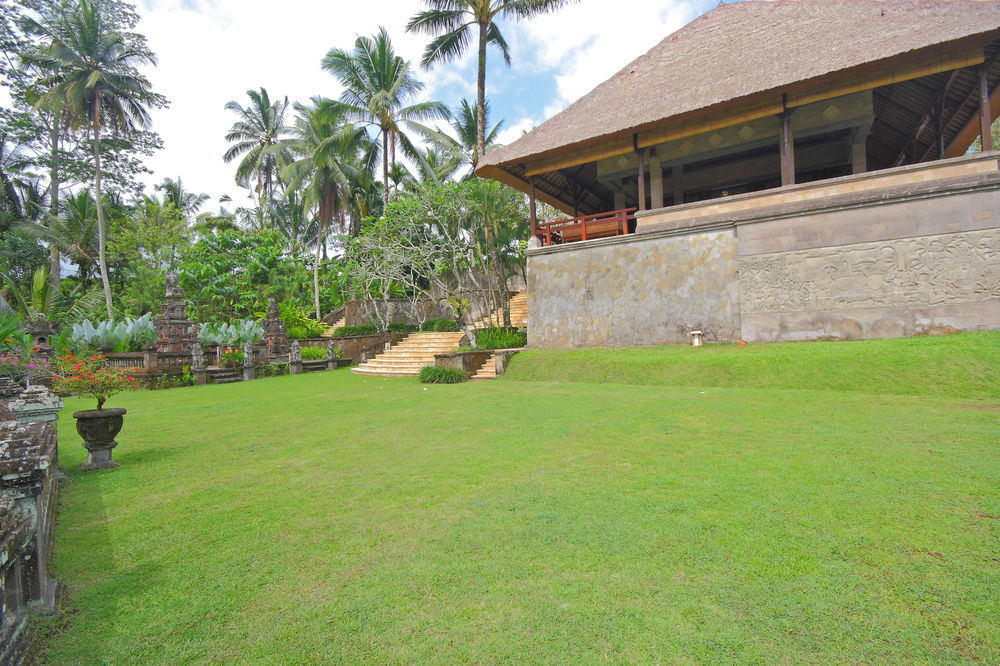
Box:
471;353;498;380
207;368;241;384
473;291;528;329
350;331;466;377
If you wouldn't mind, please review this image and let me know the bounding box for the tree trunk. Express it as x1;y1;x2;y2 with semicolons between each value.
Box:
476;21;488;164
93;98;113;319
48;120;61;291
314;221;322;319
382;130;389;207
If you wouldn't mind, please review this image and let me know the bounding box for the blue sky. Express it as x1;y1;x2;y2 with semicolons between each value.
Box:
134;0;729;208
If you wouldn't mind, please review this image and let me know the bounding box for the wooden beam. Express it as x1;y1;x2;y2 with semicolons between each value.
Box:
893;68;960;166
981;64;993;152
636;147;647;210
780;108;795;186
528;176;537;237
476;165;575;215
945;81;1000;157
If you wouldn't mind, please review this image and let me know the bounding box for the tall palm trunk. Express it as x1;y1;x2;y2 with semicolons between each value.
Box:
48;120;61;291
314;220;323;319
93;97;113;319
382;129;390;206
476;20;488;164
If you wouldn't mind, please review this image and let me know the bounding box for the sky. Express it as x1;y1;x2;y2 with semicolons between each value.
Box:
133;0;723;210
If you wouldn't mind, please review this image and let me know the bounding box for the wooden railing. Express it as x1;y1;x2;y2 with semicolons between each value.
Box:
536;207;636;246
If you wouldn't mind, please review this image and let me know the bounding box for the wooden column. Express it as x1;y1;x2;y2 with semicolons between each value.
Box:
851;140;867;174
636;148;647;211
528;176;537;237
649;154;664;209
980;65;993;152
780;110;795;186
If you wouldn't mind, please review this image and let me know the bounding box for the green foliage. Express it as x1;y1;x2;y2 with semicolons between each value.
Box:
256;361;289;377
300;345;327;361
387;322;418;334
333;324;379;338
419;365;467;384
198;319;263;347
0;311;30;353
220;348;243;367
474;326;526;351
179;230;310;322
151;367;194;391
70;313;155;352
421;318;459;332
278;302;327;339
52;352;138;410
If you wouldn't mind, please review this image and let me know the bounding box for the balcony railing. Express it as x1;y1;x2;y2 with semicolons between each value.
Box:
536;207;636;246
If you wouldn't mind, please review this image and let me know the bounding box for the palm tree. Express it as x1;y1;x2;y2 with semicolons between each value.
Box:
22;0;159;318
414;98;503;178
321;27;448;206
407;0;571;162
281;99;368;318
223;88;291;207
155;177;210;219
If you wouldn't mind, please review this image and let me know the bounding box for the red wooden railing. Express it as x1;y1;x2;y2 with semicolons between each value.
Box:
535;207;637;246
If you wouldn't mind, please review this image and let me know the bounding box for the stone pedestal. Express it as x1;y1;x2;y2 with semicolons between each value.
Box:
242;341;256;381
326;339;338;371
289;341;303;375
191;344;207;386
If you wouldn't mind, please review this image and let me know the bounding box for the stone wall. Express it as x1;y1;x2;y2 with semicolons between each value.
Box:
527;229;741;347
331;333;404;364
344;299;453;327
526;153;1000;347
0;384;63;665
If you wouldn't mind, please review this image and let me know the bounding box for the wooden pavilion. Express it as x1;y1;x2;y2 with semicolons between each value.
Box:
476;0;1000;246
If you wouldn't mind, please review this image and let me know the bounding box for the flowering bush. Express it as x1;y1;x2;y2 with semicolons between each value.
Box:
0;351;51;384
220;347;243;367
51;353;139;410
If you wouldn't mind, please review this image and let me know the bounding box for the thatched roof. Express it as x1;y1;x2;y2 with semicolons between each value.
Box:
478;0;1000;181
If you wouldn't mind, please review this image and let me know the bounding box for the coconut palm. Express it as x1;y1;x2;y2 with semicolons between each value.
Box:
281;99;369;318
321;27;448;206
154;177;210;219
223;88;291;206
407;1;571;162
414;98;503;178
22;0;159;318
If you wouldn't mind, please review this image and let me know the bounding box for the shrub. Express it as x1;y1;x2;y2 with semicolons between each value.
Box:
278;303;328;339
388;322;419;334
419;366;468;384
300;345;327;360
286;325;308;340
220;347;243;367
256;362;289;378
421;318;460;332
199;320;264;347
333;324;379;338
51;353;139;409
475;327;527;350
70;314;156;352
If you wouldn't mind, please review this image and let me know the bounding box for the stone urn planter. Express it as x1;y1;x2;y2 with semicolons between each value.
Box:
73;408;127;470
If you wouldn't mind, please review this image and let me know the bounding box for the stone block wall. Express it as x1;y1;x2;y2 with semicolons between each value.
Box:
526;153;1000;347
527;229;741;347
0;385;63;665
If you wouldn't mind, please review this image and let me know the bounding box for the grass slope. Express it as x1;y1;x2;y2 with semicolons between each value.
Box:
34;335;1000;663
504;331;1000;399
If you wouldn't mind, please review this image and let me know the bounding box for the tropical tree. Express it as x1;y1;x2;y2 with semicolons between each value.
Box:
223;87;290;208
321;27;448;205
22;0;161;318
407;0;572;161
281;99;368;318
414;98;502;178
154;176;209;218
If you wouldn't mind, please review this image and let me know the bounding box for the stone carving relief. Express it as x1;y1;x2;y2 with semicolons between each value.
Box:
739;229;1000;314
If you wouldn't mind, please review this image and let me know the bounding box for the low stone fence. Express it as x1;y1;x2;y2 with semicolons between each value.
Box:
434;348;523;377
0;383;63;665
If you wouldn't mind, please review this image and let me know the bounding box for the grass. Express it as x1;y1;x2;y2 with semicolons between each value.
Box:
35;333;1000;663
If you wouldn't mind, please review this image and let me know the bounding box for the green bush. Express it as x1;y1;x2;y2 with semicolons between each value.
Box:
421;318;460;332
256;362;289;378
475;327;527;350
300;345;327;360
333;324;379;338
278;303;328;339
388;322;419;334
286;325;308;340
419;366;468;384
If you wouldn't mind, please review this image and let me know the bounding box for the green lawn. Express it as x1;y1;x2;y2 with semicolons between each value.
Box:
36;333;1000;663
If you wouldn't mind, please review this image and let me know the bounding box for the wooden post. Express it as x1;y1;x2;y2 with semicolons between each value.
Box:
672;165;683;206
649;154;664;209
528;176;537;237
636;148;647;211
780;109;795;186
980;65;993;152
